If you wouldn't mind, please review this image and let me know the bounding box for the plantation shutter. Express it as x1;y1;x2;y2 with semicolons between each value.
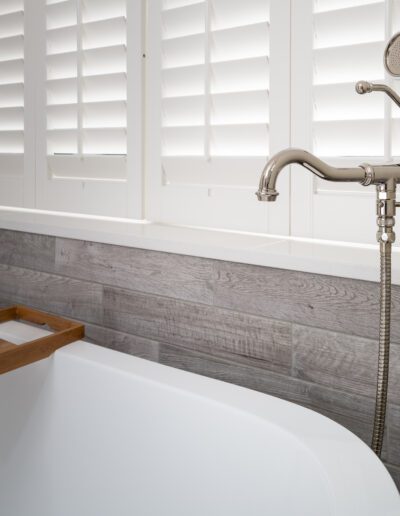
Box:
291;0;398;244
147;0;291;233
313;0;386;158
0;0;25;206
36;0;143;218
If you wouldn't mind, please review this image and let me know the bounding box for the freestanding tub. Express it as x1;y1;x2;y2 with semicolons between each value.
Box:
0;321;399;516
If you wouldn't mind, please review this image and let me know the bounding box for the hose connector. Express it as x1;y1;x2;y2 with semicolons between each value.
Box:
376;179;396;243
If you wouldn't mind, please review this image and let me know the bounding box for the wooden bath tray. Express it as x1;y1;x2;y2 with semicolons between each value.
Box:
0;305;84;375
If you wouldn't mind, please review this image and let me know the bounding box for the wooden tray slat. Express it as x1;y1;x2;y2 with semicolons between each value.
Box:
0;339;17;352
0;305;84;375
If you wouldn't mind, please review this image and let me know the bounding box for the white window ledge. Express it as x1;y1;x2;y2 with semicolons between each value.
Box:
0;206;397;285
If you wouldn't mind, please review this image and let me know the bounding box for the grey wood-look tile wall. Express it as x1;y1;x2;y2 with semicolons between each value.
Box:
0;228;400;486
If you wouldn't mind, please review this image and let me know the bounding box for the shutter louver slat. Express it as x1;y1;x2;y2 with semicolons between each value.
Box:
211;22;269;63
314;119;384;156
210;124;269;156
46;0;128;164
47;77;77;105
162;2;205;40
83;73;127;102
0;35;24;62
163;65;205;97
0;58;23;85
47;25;77;56
82;0;126;23
211;0;269;30
82;17;126;50
211;90;269;124
46;1;76;31
0;10;23;38
0;0;24;156
0;106;23;129
314;0;382;13
0;0;23;16
314;82;384;121
314;41;384;85
0;130;23;153
163;0;204;11
313;2;384;48
0;82;24;107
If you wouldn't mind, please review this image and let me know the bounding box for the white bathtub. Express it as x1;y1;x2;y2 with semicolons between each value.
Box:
0;321;399;516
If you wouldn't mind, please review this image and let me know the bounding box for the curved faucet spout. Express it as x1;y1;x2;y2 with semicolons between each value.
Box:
256;148;366;202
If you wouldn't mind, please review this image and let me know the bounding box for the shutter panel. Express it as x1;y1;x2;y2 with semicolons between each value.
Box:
46;0;127;169
148;0;290;233
291;0;396;244
161;0;269;160
0;0;25;207
313;0;386;157
36;0;143;218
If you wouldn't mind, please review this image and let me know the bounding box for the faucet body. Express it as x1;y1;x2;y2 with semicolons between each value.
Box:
256;148;400;244
257;148;400;202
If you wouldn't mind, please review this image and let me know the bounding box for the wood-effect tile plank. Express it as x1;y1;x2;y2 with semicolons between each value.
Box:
213;261;400;343
0;265;103;325
55;238;214;304
292;324;400;402
83;323;159;362
103;286;292;374
0;229;55;273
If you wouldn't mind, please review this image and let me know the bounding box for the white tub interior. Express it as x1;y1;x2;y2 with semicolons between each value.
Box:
0;321;398;516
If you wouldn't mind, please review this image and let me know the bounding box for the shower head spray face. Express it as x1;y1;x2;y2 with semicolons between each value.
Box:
385;32;400;77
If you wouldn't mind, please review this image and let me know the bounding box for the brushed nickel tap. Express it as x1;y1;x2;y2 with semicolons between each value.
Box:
256;148;400;204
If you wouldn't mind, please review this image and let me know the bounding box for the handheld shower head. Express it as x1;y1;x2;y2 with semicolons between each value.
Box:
385;32;400;77
355;33;400;108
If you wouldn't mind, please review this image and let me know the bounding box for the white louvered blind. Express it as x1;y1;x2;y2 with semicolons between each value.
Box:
148;0;290;233
46;0;127;180
312;0;387;158
0;0;24;156
291;0;400;244
162;0;270;161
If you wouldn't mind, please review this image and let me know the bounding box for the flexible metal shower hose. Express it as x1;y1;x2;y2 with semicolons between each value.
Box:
371;241;392;456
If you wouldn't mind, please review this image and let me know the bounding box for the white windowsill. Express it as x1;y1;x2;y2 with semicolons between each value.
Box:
0;206;397;285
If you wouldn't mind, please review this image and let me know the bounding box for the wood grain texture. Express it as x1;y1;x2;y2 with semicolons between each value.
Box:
83;323;159;362
55;238;214;304
213;260;400;343
0;264;103;324
0;229;55;273
292;324;400;402
103;286;293;374
157;343;383;451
